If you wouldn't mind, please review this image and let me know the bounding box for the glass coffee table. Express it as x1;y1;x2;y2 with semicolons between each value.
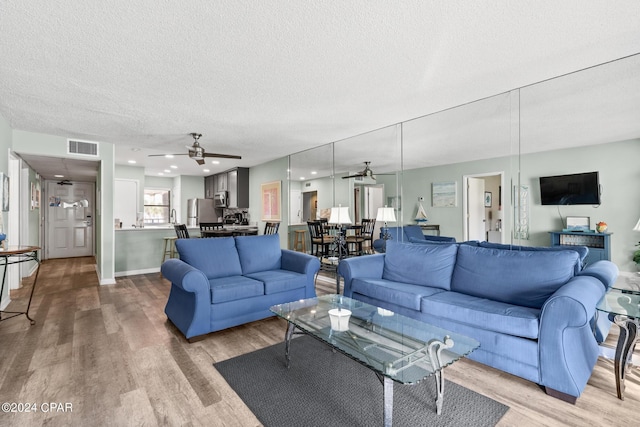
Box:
597;285;640;400
270;295;479;427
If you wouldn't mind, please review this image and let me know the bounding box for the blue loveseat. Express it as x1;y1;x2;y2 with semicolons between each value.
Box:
372;225;456;252
161;234;320;340
338;240;618;403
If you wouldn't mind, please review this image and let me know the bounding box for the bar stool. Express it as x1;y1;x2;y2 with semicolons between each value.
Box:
293;229;307;253
161;236;177;277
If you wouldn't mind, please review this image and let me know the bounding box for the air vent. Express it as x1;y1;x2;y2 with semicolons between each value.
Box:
68;139;99;156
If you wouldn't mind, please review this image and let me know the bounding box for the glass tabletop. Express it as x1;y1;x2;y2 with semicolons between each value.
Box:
270;295;479;384
597;289;640;319
610;274;640;295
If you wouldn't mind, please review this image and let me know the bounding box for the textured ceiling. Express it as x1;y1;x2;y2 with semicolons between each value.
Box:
1;1;640;180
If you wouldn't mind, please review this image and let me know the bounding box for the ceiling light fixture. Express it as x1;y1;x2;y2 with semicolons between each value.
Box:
211;160;220;165
170;165;178;169
164;169;171;173
128;160;137;164
165;154;174;158
203;169;210;173
54;174;64;178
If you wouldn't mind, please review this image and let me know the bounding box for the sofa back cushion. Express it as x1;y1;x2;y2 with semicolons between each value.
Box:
234;234;282;274
409;235;457;244
175;237;242;279
478;241;588;273
403;225;425;241
382;241;458;290
451;245;578;309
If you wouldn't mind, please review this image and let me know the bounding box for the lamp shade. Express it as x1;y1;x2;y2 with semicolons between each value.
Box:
634;217;640;231
376;206;396;223
329;206;352;225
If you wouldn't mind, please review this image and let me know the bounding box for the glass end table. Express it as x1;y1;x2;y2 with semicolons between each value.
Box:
596;287;640;400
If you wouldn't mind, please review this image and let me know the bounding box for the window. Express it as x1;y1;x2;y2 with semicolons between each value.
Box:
144;188;170;225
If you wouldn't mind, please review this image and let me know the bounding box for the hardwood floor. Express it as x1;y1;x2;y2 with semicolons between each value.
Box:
0;257;638;426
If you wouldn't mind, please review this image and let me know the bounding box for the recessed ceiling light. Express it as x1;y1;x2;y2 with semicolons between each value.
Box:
170;165;178;169
165;154;174;158
203;169;210;173
158;172;164;175
128;160;137;164
164;169;171;173
300;177;305;180
211;160;220;165
311;171;317;175
54;174;64;178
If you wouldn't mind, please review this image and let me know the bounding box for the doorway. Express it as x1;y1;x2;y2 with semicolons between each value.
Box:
463;172;504;242
302;191;317;222
45;180;95;259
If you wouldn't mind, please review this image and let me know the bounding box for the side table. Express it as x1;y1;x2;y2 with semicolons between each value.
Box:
0;246;41;325
596;289;640;400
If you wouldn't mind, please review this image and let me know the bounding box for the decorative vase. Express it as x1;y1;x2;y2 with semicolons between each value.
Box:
595;222;607;233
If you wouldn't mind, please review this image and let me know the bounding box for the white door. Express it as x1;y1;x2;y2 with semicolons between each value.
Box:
364;185;385;240
467;177;485;241
46;181;94;259
289;189;302;224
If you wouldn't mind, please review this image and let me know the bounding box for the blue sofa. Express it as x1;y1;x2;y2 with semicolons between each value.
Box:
338;240;618;403
373;225;456;252
161;234;320;340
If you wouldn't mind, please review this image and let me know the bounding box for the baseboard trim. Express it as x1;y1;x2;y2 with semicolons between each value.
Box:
114;267;160;278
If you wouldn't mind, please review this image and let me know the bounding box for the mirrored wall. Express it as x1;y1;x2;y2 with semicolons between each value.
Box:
287;53;640;269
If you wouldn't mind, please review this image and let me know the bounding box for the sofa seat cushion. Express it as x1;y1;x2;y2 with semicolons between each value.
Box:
209;275;264;303
421;291;541;339
382;241;458;290
451;245;578;309
235;234;282;274
244;270;306;295
176;237;242;279
352;278;445;311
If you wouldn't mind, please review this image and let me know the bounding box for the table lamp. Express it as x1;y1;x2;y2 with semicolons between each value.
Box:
376;206;396;252
329;205;352;259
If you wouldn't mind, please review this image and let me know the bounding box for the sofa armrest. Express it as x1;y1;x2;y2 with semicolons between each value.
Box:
338;254;385;297
281;249;320;275
538;275;605;397
281;249;321;298
577;260;619;291
161;258;212;339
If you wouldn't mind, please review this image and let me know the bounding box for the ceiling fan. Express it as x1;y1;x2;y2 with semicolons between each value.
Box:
149;133;241;165
342;161;376;180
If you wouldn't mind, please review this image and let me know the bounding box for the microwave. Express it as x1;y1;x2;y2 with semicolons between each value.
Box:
214;191;227;208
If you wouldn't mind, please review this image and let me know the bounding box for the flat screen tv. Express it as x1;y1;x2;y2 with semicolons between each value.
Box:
539;171;601;205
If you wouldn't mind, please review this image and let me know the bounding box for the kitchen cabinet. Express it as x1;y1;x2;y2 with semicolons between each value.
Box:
214;173;227;192
227;167;249;208
204;167;249;207
204;175;215;198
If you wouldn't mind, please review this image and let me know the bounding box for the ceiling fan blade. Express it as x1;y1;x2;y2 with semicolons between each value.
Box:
342;173;364;179
195;158;205;165
148;153;187;157
202;152;242;159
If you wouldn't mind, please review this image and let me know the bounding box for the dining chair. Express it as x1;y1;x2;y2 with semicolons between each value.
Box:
174;224;190;239
345;224;365;256
360;219;376;254
264;222;280;235
307;220;332;259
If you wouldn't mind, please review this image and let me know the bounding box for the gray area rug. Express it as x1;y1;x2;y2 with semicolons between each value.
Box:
214;336;508;427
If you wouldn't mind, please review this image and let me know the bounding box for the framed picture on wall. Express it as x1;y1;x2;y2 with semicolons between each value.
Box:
261;180;281;221
432;181;457;207
484;191;492;208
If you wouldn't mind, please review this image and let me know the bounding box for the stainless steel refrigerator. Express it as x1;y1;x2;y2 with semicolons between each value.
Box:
187;198;218;227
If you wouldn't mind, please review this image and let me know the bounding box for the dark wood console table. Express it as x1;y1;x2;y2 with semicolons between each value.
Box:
0;245;41;325
418;224;440;236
